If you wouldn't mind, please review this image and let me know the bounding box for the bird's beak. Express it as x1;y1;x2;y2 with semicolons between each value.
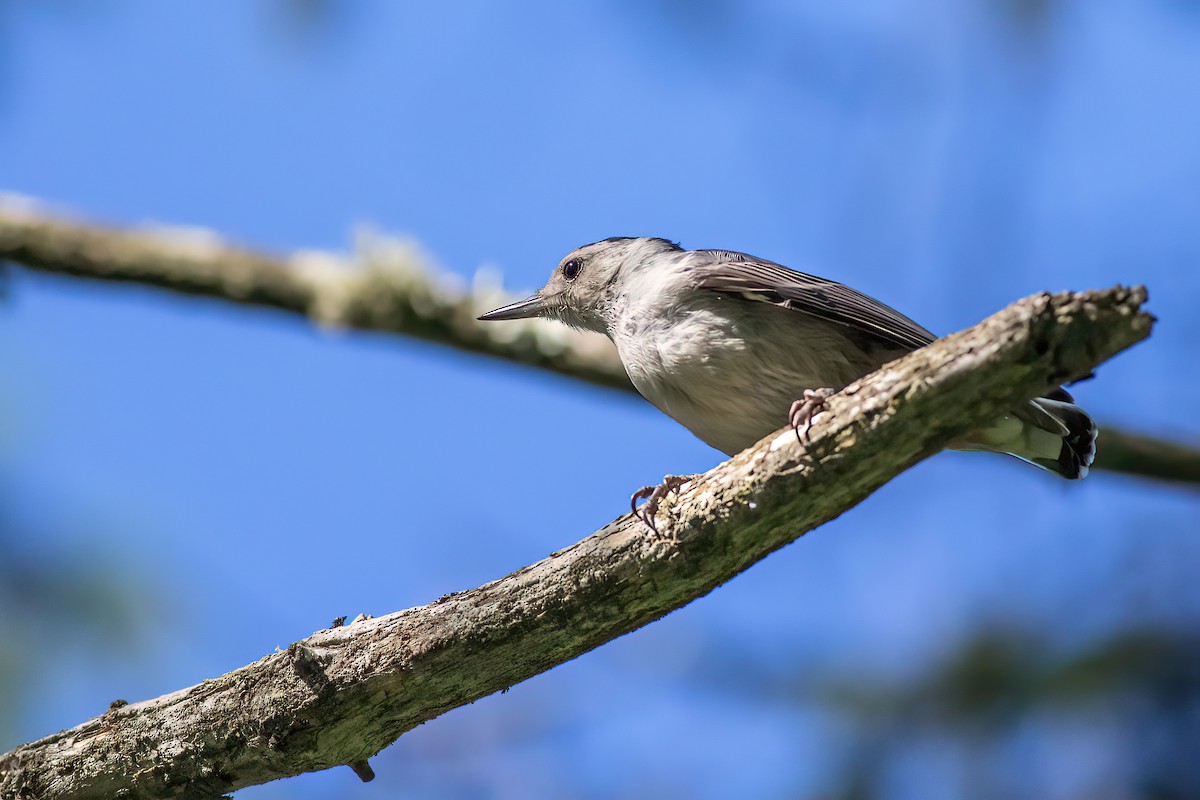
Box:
477;293;546;321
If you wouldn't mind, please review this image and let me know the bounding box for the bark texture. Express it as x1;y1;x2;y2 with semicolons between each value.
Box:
0;286;1153;799
0;198;1188;485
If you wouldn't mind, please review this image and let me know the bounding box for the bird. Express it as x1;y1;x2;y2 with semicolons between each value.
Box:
479;237;1097;522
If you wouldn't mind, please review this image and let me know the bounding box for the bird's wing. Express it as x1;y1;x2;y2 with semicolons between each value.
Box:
688;250;937;352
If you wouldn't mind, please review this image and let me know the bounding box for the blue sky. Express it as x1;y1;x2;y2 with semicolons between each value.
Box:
2;2;1199;797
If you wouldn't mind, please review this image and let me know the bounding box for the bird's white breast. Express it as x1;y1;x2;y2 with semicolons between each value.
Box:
610;282;858;456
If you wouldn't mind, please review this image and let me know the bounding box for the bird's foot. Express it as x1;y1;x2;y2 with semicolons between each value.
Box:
789;388;837;446
631;474;699;532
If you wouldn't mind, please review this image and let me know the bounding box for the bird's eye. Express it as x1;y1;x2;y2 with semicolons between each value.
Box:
562;258;582;281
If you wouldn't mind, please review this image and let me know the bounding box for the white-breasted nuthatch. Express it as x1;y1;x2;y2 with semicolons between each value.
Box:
480;237;1096;496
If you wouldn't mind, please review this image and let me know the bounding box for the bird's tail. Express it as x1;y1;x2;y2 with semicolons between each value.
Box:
955;389;1098;479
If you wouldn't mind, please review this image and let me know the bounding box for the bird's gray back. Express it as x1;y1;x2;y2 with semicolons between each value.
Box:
686;249;936;353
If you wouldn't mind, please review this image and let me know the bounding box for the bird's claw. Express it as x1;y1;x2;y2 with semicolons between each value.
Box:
789;388;836;447
631;474;695;532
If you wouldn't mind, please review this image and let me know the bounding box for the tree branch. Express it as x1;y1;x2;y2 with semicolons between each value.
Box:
0;196;629;390
1084;427;1200;487
0;286;1153;799
0;197;1190;486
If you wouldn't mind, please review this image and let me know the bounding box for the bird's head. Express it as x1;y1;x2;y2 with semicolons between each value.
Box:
478;237;682;333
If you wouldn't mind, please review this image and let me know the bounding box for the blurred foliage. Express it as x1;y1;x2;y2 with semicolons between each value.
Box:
278;0;336;26
997;0;1054;29
703;626;1200;800
270;0;359;51
830;628;1199;797
819;628;1196;728
0;470;154;747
